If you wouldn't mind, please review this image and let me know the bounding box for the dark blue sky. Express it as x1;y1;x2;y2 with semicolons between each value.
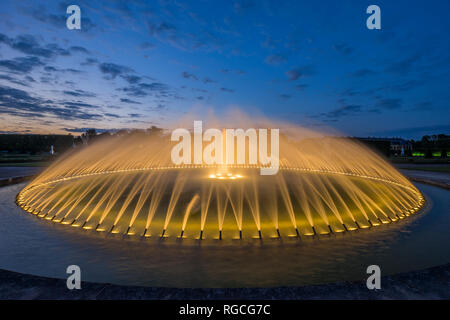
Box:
0;0;449;138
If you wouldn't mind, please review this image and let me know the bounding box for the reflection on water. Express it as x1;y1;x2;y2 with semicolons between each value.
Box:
0;183;449;288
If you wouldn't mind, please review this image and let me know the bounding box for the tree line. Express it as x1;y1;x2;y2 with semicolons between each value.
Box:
0;129;448;158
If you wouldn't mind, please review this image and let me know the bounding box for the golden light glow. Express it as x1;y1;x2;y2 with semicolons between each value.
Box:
15;115;425;240
208;173;243;180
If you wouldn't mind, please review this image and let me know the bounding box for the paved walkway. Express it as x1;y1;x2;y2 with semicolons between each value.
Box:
401;170;450;186
0;167;42;180
0;262;449;299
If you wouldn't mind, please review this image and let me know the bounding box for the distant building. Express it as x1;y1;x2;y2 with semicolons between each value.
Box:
354;137;412;157
388;138;413;154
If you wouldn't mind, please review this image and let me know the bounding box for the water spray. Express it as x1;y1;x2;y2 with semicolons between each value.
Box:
16;116;424;242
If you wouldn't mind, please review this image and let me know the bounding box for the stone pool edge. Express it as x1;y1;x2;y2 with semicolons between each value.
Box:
0;262;449;299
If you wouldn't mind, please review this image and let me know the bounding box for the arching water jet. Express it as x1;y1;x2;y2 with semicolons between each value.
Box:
16;113;424;241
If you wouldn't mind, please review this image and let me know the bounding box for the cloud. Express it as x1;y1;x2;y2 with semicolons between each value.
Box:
104;113;121;118
140;42;155;50
146;18;224;52
0;85;102;121
295;84;308;91
285;65;315;80
376;98;402;110
25;7;96;32
261;36;277;49
351;69;376;77
362;79;425;97
0;74;30;87
44;66;82;74
69;46;90;54
278;94;291;99
63;90;96;98
148;21;177;37
220;87;234;93
320;105;362;119
81;58;98;66
265;54;287;65
25;76;36;83
220;69;245;75
203;77;216;84
341;88;360;97
99;62;134;79
385;54;421;75
0;56;44;73
333;43;354;55
412;101;433;111
64;101;100;109
0;33;70;58
181;71;198;80
120;98;141;104
120;74;142;84
119;82;171;98
388;80;424;92
181;74;215;83
233;0;256;14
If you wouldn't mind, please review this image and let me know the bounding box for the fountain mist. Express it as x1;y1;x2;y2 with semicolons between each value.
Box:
16;112;424;240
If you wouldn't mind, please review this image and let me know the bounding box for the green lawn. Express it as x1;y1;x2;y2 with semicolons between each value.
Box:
0;153;52;167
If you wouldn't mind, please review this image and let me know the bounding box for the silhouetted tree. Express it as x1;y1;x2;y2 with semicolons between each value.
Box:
147;126;163;136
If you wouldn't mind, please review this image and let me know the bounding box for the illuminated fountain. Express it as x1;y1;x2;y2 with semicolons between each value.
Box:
16;115;424;241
